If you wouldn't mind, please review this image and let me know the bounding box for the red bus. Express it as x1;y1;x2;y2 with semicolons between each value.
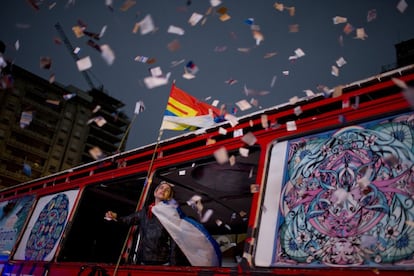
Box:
1;64;414;275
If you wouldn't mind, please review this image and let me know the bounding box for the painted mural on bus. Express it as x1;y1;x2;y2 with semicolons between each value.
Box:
258;112;414;269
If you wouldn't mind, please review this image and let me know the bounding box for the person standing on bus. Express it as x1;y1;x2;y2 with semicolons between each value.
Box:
104;181;190;266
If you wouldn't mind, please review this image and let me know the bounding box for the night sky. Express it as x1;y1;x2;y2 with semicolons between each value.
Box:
1;0;414;151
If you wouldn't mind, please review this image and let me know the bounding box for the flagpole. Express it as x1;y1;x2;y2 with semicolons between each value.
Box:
117;112;137;153
112;82;174;276
144;79;175;184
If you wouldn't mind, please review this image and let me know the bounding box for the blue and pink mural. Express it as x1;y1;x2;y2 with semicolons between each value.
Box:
13;190;79;262
0;195;35;261
276;112;414;267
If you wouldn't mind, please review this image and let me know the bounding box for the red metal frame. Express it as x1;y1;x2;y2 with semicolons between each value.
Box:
1;67;414;275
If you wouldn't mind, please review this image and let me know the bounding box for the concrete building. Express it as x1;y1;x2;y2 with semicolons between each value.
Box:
0;63;130;188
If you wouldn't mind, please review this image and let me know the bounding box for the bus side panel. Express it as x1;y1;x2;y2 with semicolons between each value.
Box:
1;262;238;276
255;111;414;270
12;190;79;262
255;141;288;266
0;195;35;262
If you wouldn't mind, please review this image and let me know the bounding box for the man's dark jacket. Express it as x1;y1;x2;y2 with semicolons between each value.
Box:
118;205;189;265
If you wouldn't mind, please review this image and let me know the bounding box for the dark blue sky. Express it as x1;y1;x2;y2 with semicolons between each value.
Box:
1;0;414;151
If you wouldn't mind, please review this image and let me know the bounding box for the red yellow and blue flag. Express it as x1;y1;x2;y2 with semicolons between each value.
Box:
161;84;220;130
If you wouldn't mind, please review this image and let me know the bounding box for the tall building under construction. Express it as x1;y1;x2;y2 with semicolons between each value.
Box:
0;63;131;188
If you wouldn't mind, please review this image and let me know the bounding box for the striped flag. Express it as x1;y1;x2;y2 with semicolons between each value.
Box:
152;200;222;266
161;84;220;131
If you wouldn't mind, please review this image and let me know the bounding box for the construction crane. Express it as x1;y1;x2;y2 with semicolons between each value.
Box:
54;22;100;90
55;22;134;154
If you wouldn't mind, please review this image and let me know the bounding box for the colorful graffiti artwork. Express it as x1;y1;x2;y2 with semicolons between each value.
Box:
25;193;69;261
0;195;35;261
12;190;79;262
277;113;414;267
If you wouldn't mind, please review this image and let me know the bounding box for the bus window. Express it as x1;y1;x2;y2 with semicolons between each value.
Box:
57;174;146;263
153;145;260;267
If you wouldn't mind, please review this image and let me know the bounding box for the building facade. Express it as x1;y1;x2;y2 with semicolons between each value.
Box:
0;63;130;188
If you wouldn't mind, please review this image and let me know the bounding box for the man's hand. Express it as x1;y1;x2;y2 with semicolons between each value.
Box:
104;211;118;221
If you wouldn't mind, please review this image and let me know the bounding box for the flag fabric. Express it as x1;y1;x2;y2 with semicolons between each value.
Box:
161;84;220;130
152;200;222;266
162;114;215;129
